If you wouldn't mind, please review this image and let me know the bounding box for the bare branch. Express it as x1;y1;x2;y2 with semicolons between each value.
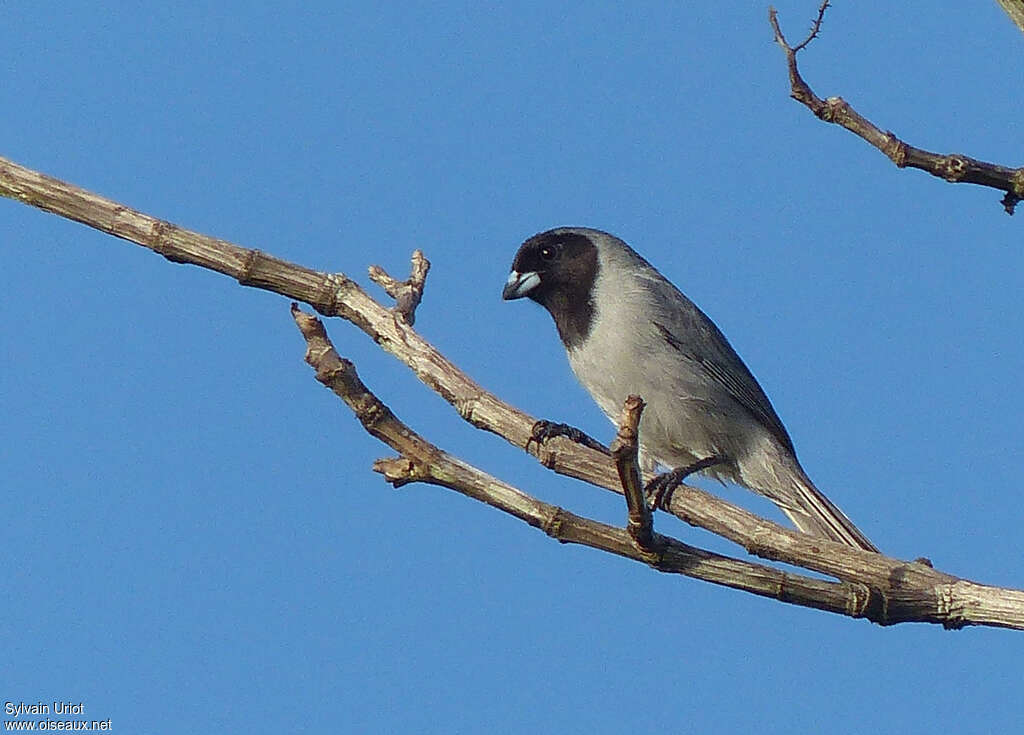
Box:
768;4;1024;214
609;395;653;548
996;0;1024;33
368;249;430;325
3;153;1024;629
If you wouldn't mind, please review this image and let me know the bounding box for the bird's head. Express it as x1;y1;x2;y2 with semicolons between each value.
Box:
502;227;601;348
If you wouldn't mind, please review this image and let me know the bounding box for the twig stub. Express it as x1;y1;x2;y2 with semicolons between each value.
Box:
368;249;431;325
610;395;655;549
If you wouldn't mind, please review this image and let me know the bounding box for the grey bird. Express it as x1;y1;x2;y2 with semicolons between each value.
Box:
502;226;878;552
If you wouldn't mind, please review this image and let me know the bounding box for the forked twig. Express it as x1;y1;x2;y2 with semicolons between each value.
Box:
368;250;430;325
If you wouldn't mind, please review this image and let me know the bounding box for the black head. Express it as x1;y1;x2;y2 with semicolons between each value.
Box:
502;228;599;349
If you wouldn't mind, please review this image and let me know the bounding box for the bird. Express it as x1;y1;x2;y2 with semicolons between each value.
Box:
502;226;878;552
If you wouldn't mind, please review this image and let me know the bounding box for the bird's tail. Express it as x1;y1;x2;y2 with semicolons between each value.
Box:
781;472;878;552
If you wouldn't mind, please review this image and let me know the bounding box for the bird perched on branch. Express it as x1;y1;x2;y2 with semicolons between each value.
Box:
503;226;877;552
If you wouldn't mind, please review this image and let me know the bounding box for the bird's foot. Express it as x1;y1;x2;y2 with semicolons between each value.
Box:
527;420;610;455
644;456;723;510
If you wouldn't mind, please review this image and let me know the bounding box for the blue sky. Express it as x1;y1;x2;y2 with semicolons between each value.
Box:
3;2;1023;733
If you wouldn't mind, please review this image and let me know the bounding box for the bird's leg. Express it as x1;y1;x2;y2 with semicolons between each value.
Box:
527;420;610;455
644;456;724;510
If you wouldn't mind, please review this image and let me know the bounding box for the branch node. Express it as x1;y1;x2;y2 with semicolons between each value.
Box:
368;249;431;325
820;96;844;123
935;583;967;630
1011;168;1024;198
373;456;423;488
536;445;558;470
313;272;351;318
747;526;776;559
150;219;187;263
846;581;874;619
238;248;264;286
541;507;568;542
454;395;488;428
882;132;909;168
1003;169;1024;215
937;154;970;183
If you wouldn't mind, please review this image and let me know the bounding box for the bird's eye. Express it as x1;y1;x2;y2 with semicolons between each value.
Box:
539;244;558;261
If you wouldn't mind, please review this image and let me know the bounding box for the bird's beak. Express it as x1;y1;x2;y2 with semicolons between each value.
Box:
502;270;541;300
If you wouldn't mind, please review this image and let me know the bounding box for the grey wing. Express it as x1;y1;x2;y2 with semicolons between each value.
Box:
645;281;796;455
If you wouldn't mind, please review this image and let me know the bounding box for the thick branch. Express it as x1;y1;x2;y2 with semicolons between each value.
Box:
3;153;1023;629
769;4;1024;214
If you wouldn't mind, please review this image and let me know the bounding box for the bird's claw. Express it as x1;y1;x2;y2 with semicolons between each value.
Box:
527;420;609;455
644;456;723;510
644;470;685;510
